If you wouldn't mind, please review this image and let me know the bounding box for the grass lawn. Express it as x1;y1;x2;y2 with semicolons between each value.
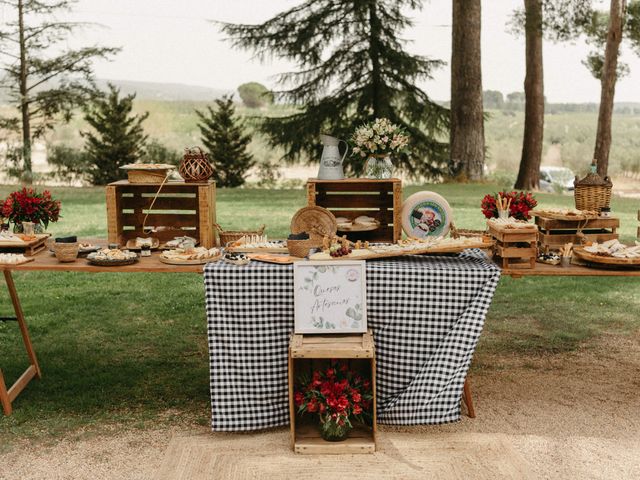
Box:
0;183;639;445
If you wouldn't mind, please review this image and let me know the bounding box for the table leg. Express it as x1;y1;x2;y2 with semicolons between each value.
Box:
0;270;41;416
462;378;476;418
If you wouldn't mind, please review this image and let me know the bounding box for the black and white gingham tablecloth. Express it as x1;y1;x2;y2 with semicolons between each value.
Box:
204;250;500;431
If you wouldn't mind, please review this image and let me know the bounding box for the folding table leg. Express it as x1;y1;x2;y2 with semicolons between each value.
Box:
462;378;476;418
0;369;11;415
0;269;41;416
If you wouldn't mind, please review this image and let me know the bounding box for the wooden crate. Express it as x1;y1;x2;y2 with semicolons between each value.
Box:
489;224;537;270
106;180;216;247
289;330;376;454
535;216;618;251
307;178;402;243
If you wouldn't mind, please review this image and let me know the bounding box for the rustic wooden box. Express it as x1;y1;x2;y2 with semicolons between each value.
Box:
106;180;216;247
489;224;538;269
307;179;402;243
289;330;377;454
535;216;619;251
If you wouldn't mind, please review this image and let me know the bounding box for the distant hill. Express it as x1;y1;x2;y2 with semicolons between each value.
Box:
0;78;232;103
94;79;232;101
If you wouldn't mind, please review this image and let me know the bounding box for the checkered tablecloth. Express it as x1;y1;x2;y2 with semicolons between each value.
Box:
204;250;500;431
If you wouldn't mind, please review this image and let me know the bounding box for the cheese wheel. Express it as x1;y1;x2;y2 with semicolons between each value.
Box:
401;191;453;238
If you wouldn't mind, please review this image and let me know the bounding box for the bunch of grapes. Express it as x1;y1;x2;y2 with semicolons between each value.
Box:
329;243;352;258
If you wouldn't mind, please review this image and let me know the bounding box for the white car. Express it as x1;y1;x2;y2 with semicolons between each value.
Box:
539;166;575;192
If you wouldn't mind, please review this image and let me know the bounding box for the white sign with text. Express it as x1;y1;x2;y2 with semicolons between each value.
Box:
293;260;367;334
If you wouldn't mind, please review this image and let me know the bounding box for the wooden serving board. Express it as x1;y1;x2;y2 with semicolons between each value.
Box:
573;247;640;267
158;254;222;265
0;256;35;266
226;246;289;254
532;211;600;221
247;253;304;264
0;234;50;256
309;239;494;261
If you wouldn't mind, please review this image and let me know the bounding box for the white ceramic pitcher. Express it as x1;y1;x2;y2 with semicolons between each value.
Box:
318;134;348;180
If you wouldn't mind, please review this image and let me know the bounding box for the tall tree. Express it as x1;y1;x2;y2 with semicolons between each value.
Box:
220;0;450;178
593;0;627;177
196;95;255;188
0;0;118;180
450;0;484;181
515;0;544;190
82;84;149;185
511;0;593;189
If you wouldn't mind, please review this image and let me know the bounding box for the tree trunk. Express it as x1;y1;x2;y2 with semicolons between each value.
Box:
515;0;544;190
450;0;484;181
368;0;383;118
593;0;626;177
18;0;32;178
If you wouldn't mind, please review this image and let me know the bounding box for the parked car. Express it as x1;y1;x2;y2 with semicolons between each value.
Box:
539;166;575;192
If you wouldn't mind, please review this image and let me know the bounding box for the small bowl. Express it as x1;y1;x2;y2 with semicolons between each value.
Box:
54;242;79;263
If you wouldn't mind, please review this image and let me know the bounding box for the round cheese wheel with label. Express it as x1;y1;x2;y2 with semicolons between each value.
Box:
401;191;453;238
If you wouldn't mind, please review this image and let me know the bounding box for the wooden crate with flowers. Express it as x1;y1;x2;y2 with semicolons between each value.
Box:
482;191;538;269
289;331;376;454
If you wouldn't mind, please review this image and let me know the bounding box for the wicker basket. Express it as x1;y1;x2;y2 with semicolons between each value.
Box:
179;147;214;182
120;164;174;184
53;242;79;263
287;238;321;258
215;223;266;246
290;206;337;241
574;163;613;213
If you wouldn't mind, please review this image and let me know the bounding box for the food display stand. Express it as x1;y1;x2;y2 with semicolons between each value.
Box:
106;179;216;248
306;178;402;243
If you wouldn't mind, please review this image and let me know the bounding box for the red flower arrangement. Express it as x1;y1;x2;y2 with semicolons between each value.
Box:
295;360;373;441
481;191;537;221
1;187;61;229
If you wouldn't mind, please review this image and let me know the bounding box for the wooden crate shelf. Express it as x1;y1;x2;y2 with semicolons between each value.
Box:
489;224;537;270
535;216;619;251
289;330;376;454
307;178;402;243
106;180;216;247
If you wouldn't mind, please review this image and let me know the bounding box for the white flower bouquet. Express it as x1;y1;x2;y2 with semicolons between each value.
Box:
351;118;410;158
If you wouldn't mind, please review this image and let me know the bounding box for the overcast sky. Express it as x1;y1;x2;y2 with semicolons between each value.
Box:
4;0;640;103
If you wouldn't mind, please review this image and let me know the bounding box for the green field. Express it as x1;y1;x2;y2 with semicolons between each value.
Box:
38;101;640;180
0;184;639;447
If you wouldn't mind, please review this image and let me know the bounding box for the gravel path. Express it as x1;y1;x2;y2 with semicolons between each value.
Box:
2;332;639;480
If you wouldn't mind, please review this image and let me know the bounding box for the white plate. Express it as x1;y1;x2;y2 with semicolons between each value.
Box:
401;191;453;238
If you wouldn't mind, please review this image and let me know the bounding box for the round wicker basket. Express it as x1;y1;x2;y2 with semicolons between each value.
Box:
215;223;266;246
287;238;321;258
179;147;214;182
290;206;337;241
54;242;79;263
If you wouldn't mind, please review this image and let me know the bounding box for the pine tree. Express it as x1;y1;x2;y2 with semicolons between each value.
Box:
220;0;449;178
82;84;149;185
0;0;118;180
196;96;254;188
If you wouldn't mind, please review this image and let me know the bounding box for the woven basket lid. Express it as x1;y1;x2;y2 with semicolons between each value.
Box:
290;206;337;241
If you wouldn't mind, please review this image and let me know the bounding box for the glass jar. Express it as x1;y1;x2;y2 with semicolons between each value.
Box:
319;415;351;442
363;154;393;179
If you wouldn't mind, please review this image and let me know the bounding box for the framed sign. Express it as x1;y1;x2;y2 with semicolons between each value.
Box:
293;260;367;334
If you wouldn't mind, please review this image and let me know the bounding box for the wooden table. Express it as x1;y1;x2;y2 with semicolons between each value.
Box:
2;246;638;415
502;261;640;278
0;248;205;415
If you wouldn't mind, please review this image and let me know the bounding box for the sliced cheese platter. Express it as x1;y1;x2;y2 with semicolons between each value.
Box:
573;240;640;267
